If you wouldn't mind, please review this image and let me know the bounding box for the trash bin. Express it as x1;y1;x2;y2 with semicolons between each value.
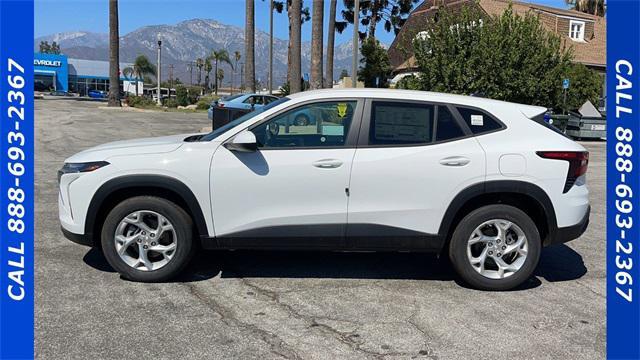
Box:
547;114;569;133
565;101;606;140
212;107;252;130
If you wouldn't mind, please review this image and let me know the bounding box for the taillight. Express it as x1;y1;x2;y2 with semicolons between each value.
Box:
537;151;589;193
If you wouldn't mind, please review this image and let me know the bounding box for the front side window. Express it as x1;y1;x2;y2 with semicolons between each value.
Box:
251;101;357;148
569;20;585;41
369;101;434;145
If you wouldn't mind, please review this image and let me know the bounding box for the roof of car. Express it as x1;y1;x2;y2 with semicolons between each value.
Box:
286;88;546;116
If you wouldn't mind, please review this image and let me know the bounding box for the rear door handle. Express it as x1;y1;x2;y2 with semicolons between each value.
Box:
313;159;343;169
439;156;470;167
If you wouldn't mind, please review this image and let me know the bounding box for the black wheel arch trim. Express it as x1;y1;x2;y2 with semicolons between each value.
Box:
437;180;559;246
84;175;209;245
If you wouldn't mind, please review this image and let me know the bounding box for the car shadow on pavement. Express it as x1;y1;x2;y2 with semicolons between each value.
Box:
535;244;588;282
82;243;586;288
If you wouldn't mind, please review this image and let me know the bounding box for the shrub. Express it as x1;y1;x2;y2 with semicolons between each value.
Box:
164;98;179;108
175;86;189;107
196;95;219;110
127;95;154;108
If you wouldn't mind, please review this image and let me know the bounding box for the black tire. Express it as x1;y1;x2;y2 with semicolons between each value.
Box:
449;205;541;291
294;113;310;126
101;196;195;282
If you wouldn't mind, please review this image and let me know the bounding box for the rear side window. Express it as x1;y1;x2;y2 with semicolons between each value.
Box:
436;106;466;141
457;107;503;134
369;102;434;145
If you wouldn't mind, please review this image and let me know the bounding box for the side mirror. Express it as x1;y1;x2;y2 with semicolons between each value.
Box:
225;130;257;152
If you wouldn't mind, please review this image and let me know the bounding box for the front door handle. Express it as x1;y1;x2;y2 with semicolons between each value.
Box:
439;156;471;167
313;159;343;169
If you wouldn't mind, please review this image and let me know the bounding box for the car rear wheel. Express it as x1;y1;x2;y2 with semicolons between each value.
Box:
449;205;541;290
101;196;195;282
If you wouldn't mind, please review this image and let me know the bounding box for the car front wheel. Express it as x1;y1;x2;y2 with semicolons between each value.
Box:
449;205;541;291
101;196;195;282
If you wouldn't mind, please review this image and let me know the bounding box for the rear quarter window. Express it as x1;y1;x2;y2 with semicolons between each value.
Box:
456;107;503;134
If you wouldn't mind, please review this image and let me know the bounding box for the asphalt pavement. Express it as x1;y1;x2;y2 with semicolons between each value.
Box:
35;99;606;359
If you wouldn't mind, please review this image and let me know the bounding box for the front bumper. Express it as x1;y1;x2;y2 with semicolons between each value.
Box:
545;205;590;246
61;226;94;247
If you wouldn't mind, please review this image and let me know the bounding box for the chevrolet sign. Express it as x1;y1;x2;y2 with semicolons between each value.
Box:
34;59;62;67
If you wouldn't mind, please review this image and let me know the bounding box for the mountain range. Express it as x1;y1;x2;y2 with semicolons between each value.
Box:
35;19;370;87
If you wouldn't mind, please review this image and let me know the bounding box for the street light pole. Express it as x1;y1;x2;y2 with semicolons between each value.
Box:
269;0;274;94
352;0;359;88
157;39;162;105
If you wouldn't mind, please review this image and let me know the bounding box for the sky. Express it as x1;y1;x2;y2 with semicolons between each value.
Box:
35;0;570;46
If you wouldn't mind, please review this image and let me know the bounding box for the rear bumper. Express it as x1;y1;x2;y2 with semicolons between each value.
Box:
545;205;590;246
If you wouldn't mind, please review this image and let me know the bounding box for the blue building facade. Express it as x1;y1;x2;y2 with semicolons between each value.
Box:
33;52;142;96
34;53;68;92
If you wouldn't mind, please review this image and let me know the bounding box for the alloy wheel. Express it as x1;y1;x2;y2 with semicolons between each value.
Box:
114;210;177;271
466;219;528;279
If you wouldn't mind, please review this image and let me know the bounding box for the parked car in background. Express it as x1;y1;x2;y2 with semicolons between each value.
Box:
88;90;108;99
60;89;590;290
208;93;279;120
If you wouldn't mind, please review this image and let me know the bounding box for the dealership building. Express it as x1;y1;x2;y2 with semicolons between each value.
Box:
34;52;143;96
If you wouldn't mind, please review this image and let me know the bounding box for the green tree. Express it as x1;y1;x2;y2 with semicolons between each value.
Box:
195;58;204;86
566;0;605;16
39;41;61;54
339;69;349;79
208;49;232;95
204;58;212;91
122;55;156;96
563;63;603;111
175;85;189;106
358;37;392;87
217;68;225;90
340;0;420;40
411;4;600;111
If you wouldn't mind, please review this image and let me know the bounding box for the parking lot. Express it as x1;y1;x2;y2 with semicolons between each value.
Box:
35;99;605;359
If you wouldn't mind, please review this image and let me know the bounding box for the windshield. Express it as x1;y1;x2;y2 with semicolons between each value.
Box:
201;97;291;141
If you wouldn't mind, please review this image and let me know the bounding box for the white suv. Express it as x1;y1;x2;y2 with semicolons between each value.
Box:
59;89;590;290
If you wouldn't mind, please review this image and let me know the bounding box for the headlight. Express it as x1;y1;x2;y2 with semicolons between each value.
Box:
58;161;110;182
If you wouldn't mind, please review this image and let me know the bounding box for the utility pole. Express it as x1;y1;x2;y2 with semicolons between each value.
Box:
188;61;193;86
157;38;162;105
269;0;274;94
352;0;359;88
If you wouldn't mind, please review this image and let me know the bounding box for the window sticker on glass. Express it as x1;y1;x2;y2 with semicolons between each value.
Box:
471;114;484;126
336;103;348;118
322;125;344;136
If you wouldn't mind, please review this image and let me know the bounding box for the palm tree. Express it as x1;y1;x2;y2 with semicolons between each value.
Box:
204;58;212;91
195;58;204;86
289;0;302;93
108;0;121;106
567;0;605;16
217;68;225;90
233;51;241;93
208;49;232;95
122;55;156;97
310;0;324;89
325;0;337;89
245;0;256;92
